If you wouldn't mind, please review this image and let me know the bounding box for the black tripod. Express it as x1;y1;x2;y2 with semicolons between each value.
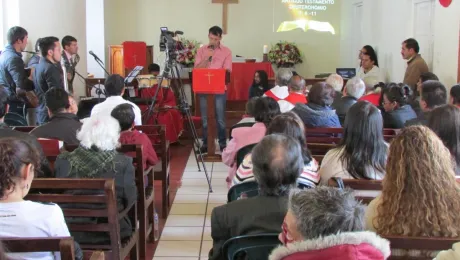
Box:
144;52;212;192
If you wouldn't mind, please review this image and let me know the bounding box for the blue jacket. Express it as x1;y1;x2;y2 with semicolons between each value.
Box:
0;44;27;99
292;103;341;128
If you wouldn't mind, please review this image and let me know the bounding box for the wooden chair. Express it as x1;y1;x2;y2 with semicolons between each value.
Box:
12;126;35;133
26;179;139;260
307;143;336;156
383;235;460;260
235;143;257;169
328;177;382;204
1;237;75;260
227;181;259;203
222;234;281;260
134;125;171;218
306;128;398;137
37;138;62;170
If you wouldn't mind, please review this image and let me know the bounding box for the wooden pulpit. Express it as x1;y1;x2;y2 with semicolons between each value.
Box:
109;45;154;77
193;68;227;161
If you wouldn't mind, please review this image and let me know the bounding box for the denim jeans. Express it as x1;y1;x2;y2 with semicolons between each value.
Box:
199;93;227;148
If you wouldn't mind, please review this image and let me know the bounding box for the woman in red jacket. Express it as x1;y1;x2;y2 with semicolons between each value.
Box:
269;187;390;260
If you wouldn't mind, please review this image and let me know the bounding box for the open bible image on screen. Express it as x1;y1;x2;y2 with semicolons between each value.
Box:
274;0;337;34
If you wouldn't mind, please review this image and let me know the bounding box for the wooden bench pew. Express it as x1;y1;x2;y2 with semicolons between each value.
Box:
328;177;382;204
26;179;139;260
63;143;154;258
384;235;460;260
134;125;171;218
305;127;398;136
0;237;75;260
12;126;35;133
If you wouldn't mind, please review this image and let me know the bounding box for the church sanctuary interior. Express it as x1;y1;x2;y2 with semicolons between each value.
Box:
1;0;460;259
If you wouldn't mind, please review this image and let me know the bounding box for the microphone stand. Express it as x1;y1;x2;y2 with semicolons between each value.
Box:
75;70;104;103
90;54;110;77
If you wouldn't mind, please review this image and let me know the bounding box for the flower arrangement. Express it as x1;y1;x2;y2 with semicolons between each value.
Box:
176;39;201;68
268;41;303;68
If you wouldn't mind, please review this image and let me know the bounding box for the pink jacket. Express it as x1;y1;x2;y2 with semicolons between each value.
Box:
269;232;390;260
222;122;267;185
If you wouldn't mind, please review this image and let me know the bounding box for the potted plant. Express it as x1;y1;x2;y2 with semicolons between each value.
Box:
268;41;303;68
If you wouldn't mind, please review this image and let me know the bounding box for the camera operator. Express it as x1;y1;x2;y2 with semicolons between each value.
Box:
194;26;232;153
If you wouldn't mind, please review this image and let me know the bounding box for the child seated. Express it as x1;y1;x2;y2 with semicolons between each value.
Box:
111;103;159;170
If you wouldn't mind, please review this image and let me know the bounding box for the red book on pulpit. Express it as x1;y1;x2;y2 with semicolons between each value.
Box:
122;41;147;69
192;69;226;94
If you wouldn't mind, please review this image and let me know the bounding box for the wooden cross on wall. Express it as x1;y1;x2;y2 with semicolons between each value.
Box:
212;0;238;34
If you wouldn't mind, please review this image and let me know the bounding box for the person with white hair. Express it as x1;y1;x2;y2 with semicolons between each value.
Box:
326;73;344;101
331;77;366;125
264;68;293;101
269;187;390;260
54;114;137;245
278;75;307;113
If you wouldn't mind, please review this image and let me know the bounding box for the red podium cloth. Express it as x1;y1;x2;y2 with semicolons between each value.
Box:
228;62;275;101
122;41;147;69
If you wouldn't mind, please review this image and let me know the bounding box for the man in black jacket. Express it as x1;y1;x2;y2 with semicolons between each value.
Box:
209;134;302;260
34;37;64;125
30;88;82;145
331;77;366;125
405;80;447;127
0;26;29;116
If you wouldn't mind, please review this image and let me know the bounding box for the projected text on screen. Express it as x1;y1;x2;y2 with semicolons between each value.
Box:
275;0;336;34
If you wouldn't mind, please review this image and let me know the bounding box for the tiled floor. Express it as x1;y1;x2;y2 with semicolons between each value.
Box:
153;152;228;260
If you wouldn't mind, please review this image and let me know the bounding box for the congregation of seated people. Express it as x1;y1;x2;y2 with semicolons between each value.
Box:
2;28;460;260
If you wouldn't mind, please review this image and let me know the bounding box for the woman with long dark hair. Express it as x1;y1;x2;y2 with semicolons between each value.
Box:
249;70;270;98
381;83;417;128
358;45;383;82
319;101;388;184
428;105;460;175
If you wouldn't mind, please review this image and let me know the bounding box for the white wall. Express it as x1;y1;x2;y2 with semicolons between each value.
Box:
86;0;105;78
132;0;343;77
0;0;20;49
340;0;459;87
13;0;88;98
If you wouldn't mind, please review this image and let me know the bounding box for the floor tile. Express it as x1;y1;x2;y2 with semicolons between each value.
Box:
176;186;211;195
155;240;201;257
209;185;229;195
200;241;213;257
203;227;212;241
161;227;205;241
208;193;227;204
154;257;198;260
174;194;209;204
181;178;214;187
165;215;206;227
182;171;211;179
206;203;224;215
169;203;206;215
212;163;228;171
205;215;211;227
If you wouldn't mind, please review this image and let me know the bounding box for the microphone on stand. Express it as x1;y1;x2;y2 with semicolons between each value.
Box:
88;50;110;77
89;51;104;65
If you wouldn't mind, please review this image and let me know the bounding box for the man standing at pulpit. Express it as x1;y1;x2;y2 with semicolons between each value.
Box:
194;26;232;153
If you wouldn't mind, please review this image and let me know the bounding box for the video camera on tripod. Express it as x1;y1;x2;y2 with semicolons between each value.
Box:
159;27;184;59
